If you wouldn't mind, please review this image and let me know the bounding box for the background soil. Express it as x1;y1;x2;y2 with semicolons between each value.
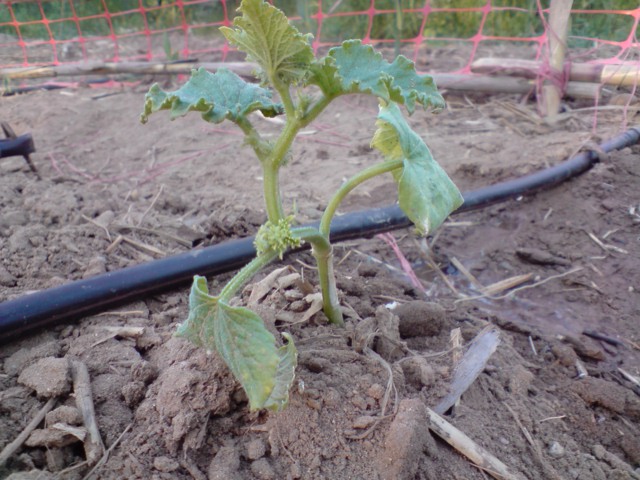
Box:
1;61;640;480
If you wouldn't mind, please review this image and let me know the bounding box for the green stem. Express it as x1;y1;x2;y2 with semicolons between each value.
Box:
292;227;344;327
263;166;284;222
262;112;302;222
236;117;270;163
320;159;403;237
273;78;295;119
219;250;279;302
301;94;333;128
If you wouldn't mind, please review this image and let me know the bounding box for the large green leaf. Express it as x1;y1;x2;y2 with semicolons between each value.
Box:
220;0;314;85
372;103;463;234
309;40;445;114
140;67;282;125
177;276;297;411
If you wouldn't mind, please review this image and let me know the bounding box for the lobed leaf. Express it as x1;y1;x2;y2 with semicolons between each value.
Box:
372;103;463;234
177;276;297;411
220;0;314;85
309;40;445;114
140;67;282;125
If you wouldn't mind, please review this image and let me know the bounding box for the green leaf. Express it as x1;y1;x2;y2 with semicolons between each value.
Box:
372;103;463;234
263;332;298;411
140;67;282;125
220;0;314;85
309;40;445;114
177;276;297;411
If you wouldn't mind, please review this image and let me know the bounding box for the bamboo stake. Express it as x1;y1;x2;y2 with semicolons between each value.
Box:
434;74;599;99
541;0;574;120
0;61;255;80
472;58;640;88
0;61;601;99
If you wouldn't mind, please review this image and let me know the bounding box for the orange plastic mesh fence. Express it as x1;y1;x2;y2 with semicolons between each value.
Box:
1;1;638;79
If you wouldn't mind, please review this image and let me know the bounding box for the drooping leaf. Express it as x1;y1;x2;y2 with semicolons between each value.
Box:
309;40;445;114
220;0;314;85
372;103;463;234
263;332;298;411
177;276;296;411
140;67;282;125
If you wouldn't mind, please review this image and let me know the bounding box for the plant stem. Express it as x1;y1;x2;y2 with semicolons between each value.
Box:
262;111;303;222
301;94;333;127
320;158;403;237
273;78;295;118
236;117;270;163
219;250;279;302
263;165;285;222
292;227;344;326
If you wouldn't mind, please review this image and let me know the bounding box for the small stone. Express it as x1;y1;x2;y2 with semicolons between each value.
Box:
208;443;241;480
400;356;435;389
26;428;79;448
395;301;447;338
4;341;62;377
131;360;159;384
82;255;107;279
548;441;565;458
367;383;385;400
305;397;322;410
352;415;377;429
551;343;578;367
351;395;368;410
302;356;328;374
153;455;180;473
0;210;29;228
18;357;71;398
290;462;302;479
0;263;16;287
6;469;56;480
46;406;82;426
122;381;146;407
245;438;267;460
250;458;276;480
288;300;306;312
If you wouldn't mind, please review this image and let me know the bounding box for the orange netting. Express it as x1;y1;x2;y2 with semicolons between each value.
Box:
1;1;638;79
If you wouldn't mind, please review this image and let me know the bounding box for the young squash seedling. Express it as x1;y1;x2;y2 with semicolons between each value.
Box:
140;0;463;412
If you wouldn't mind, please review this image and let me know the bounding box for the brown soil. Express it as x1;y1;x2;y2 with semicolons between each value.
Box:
1;66;640;480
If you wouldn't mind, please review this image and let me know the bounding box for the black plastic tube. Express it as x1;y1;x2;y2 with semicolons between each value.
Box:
1;126;639;343
0;134;35;159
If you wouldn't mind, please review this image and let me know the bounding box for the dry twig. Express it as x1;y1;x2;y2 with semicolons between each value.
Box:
434;326;501;414
427;408;525;480
70;360;105;467
0;398;56;467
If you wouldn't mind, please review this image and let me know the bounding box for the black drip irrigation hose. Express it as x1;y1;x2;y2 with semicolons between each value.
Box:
1;126;639;343
0;134;35;159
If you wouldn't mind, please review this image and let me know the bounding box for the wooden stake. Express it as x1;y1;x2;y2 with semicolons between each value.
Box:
0;61;254;80
541;1;574;120
472;58;640;88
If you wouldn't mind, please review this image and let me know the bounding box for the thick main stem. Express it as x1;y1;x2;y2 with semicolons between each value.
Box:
292;227;344;327
262;99;303;223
